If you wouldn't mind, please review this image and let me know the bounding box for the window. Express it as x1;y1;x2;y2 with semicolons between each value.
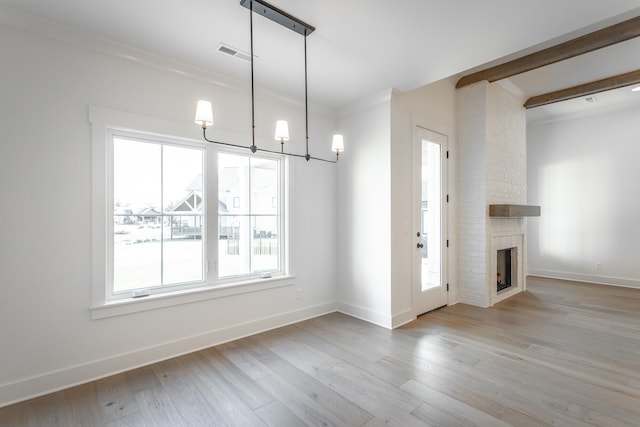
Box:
90;106;289;316
111;134;205;296
218;153;281;278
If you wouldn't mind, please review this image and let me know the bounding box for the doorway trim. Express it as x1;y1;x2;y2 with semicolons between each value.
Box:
411;124;449;316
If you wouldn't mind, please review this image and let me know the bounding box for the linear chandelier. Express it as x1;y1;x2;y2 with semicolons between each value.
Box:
194;0;344;163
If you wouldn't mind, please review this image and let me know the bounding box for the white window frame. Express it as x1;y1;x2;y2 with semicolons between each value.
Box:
90;106;293;320
107;130;207;300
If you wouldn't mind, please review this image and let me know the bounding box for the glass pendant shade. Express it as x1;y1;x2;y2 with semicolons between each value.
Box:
331;134;344;153
274;120;290;141
194;100;214;128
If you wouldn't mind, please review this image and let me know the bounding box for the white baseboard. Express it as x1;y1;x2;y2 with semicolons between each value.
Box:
335;303;417;330
528;269;640;289
0;301;336;408
336;301;393;329
391;309;416;329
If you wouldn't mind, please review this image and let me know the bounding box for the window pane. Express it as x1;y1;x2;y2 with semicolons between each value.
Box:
164;215;203;285
219;153;249;278
113;138;162;292
250;157;279;274
113;138;162;208
251;158;278;215
112;137;205;294
218;215;250;277
163;146;204;285
113;224;161;292
162;145;203;213
219;153;249;215
252;215;279;272
218;152;281;278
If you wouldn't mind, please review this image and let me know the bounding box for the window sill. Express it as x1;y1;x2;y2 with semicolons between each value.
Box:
90;275;295;320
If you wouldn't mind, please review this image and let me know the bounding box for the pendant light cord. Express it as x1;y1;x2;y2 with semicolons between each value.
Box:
250;0;257;153
304;31;310;161
199;0;337;163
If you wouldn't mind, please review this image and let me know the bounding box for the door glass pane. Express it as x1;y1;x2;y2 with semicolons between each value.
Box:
421;140;441;290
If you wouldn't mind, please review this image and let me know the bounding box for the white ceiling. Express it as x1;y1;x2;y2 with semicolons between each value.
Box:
509;35;640;122
2;0;640;116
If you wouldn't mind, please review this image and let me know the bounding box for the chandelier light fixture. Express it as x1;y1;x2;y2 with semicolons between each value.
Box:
194;0;344;162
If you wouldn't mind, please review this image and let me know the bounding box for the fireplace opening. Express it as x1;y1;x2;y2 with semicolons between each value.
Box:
497;247;517;293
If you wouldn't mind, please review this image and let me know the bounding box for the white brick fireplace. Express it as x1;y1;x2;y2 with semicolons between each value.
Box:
457;80;529;307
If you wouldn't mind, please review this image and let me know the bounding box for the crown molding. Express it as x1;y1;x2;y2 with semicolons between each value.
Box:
0;5;334;117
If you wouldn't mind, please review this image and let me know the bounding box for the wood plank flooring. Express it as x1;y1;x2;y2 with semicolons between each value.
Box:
3;276;640;426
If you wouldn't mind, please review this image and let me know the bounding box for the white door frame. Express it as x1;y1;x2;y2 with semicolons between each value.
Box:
412;125;449;316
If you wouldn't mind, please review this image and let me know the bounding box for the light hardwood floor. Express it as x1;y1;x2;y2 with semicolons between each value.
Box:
3;276;640;426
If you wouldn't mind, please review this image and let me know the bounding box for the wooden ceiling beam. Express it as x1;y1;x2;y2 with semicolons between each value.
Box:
456;15;640;89
524;69;640;108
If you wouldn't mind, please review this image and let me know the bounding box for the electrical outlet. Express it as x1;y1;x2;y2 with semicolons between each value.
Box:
595;262;602;270
296;288;302;300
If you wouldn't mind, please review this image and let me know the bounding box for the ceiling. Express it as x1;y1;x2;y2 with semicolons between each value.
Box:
2;0;640;117
509;35;640;122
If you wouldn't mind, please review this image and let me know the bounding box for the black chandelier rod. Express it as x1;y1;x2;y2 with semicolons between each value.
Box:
304;31;310;161
200;0;336;163
249;0;257;154
201;129;336;163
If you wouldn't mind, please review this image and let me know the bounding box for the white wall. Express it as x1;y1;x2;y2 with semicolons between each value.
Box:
457;82;490;307
334;78;459;328
335;91;393;327
0;19;337;406
527;103;640;288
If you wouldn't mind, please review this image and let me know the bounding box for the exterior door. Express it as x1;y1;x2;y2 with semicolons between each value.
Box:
412;127;448;315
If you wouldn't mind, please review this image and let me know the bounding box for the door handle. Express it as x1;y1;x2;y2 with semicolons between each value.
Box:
417;243;424;249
